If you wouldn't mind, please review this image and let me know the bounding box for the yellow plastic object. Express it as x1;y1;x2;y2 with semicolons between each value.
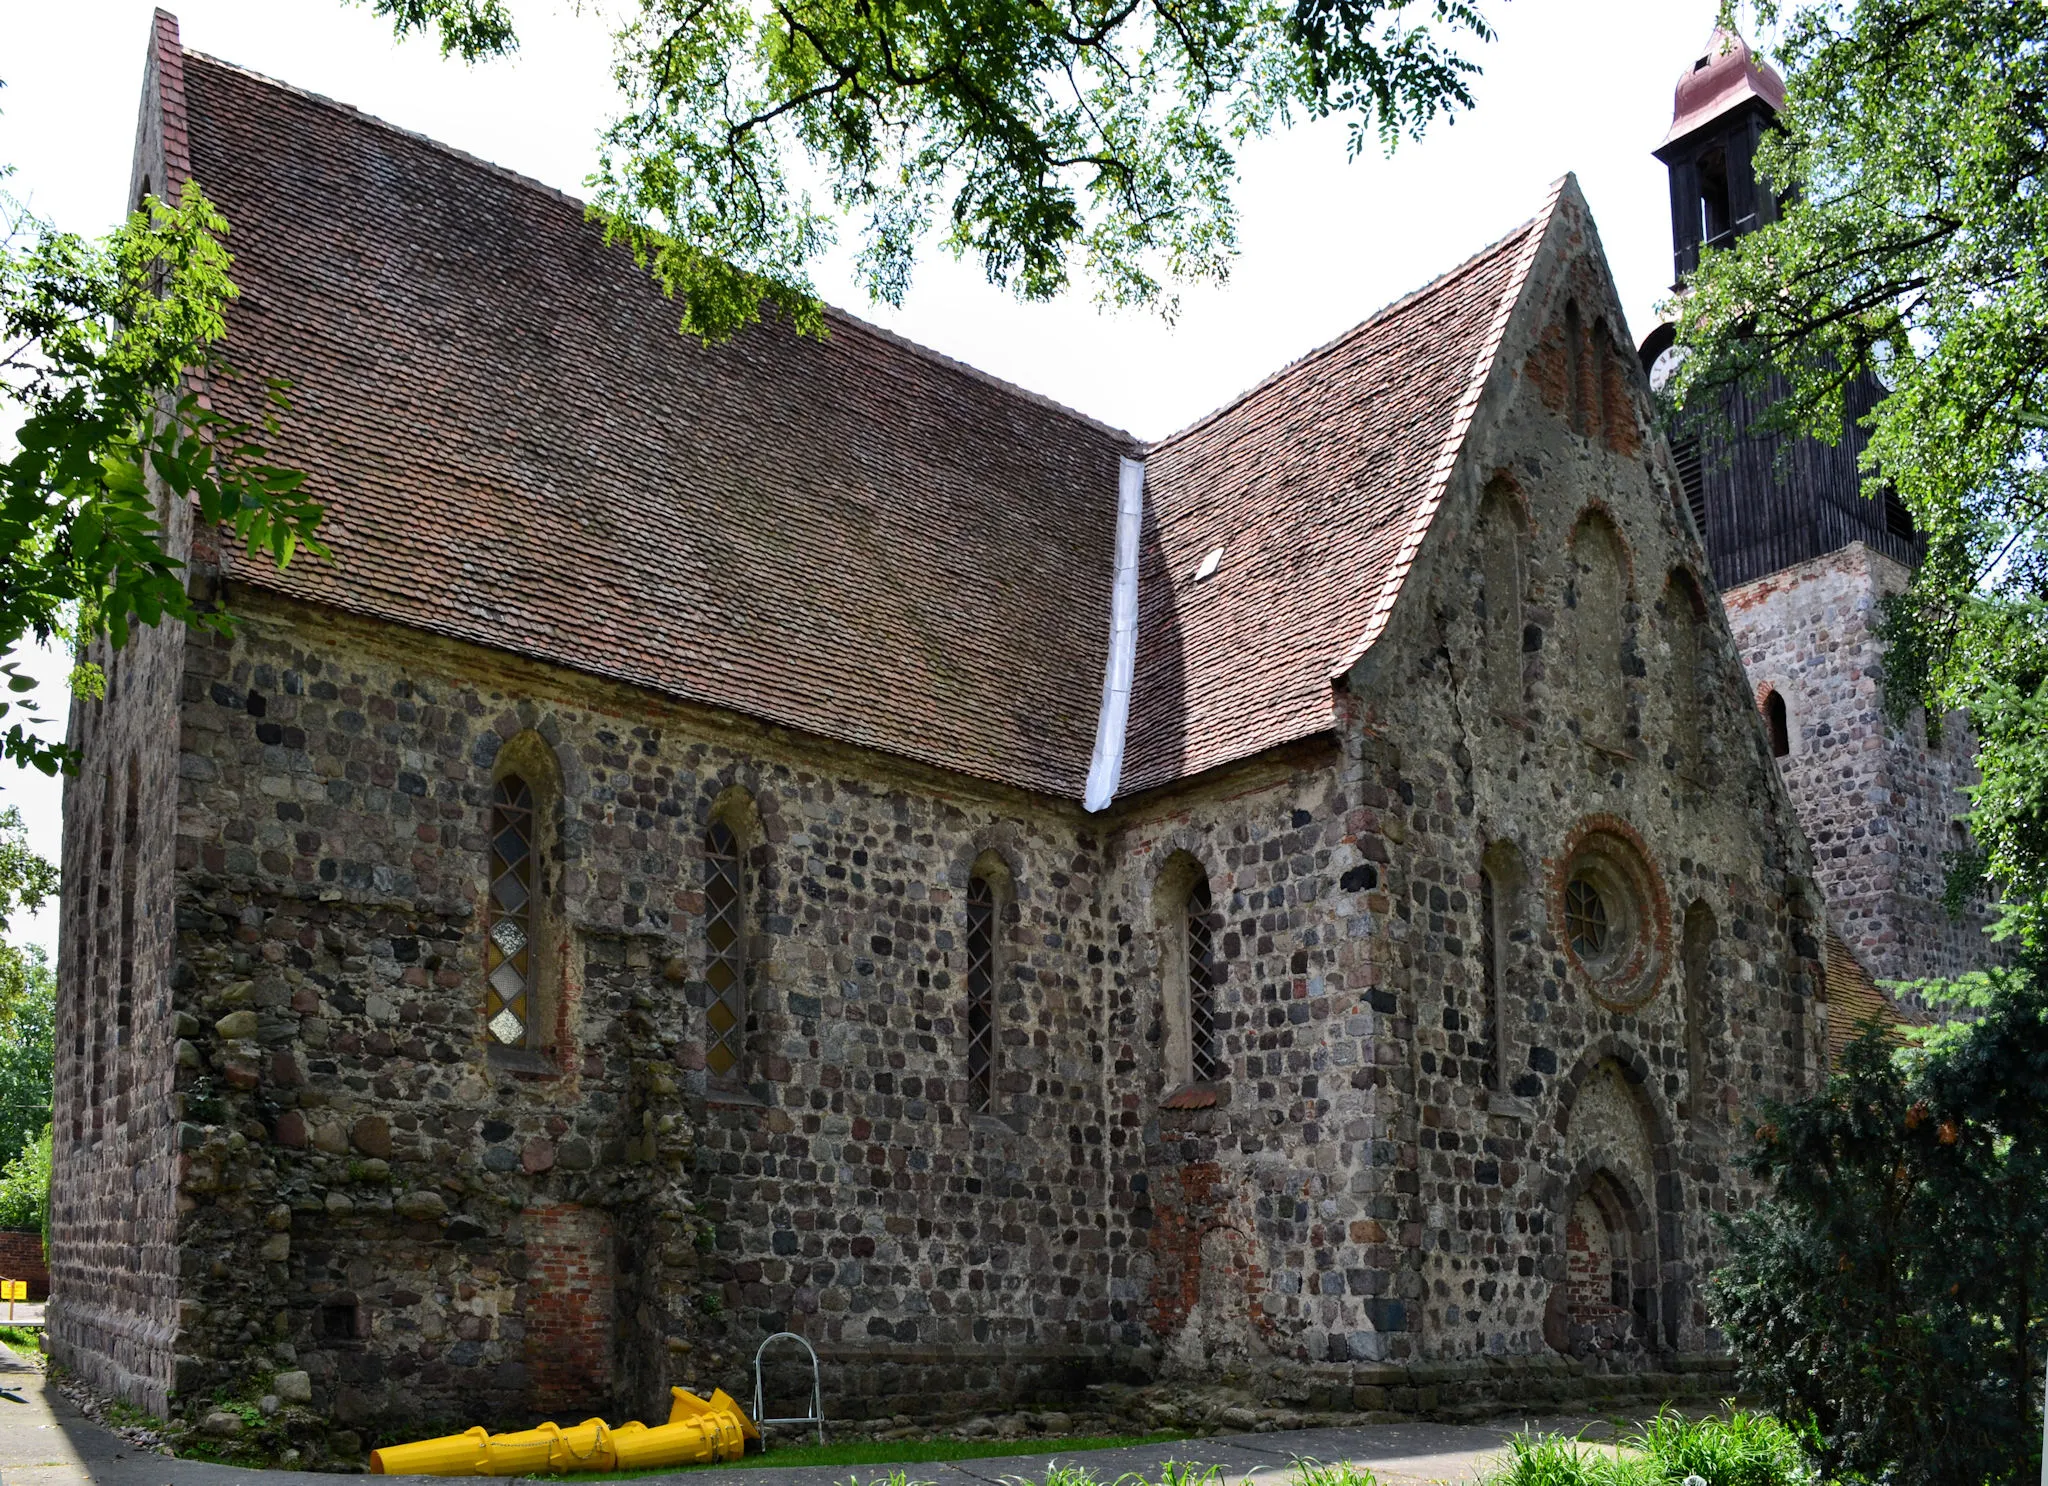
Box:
369;1387;756;1475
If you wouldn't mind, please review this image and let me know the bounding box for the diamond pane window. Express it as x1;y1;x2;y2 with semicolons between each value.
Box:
1188;877;1221;1083
704;822;746;1079
484;777;534;1046
966;876;996;1114
1566;877;1610;960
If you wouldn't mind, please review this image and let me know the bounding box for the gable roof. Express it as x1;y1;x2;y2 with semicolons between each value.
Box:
163;23;1560;804
1824;930;1925;1068
1119;208;1553;794
181;49;1133;800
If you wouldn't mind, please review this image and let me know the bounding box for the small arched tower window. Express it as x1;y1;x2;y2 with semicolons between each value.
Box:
966;874;997;1113
485;776;536;1047
1187;877;1221;1084
1765;689;1792;758
704;820;747;1080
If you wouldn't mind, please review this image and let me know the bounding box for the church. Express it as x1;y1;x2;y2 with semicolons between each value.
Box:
47;14;1966;1447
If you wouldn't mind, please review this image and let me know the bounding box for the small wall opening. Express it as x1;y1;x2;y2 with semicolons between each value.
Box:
319;1298;360;1342
1765;689;1791;758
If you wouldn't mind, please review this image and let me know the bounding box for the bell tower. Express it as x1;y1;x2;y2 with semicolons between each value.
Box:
1653;27;1786;282
1640;30;1992;1001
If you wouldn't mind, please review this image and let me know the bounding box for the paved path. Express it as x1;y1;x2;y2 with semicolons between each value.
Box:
0;1341;1610;1486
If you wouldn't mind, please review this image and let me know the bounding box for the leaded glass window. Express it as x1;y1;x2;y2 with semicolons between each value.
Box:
705;822;746;1079
1566;876;1610;960
485;777;534;1047
966;876;996;1113
1188;877;1221;1083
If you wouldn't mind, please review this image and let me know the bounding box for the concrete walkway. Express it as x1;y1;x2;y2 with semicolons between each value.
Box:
0;1342;1608;1486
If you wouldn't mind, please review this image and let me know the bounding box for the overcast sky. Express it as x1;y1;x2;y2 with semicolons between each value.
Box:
3;0;1732;953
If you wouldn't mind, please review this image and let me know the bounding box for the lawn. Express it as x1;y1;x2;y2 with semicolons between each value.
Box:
0;1323;40;1353
561;1430;1191;1480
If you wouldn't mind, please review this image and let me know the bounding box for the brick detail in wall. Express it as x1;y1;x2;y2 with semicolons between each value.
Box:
0;1230;48;1300
524;1206;616;1412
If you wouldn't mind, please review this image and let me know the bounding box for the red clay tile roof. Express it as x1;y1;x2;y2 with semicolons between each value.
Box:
1824;930;1924;1067
1119;215;1549;795
181;51;1134;799
170;32;1556;803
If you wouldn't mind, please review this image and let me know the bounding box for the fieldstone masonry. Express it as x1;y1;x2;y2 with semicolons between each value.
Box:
49;31;1847;1450
1722;544;1994;985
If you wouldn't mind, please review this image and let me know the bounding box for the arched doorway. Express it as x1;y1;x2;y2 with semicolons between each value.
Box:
1544;1169;1653;1367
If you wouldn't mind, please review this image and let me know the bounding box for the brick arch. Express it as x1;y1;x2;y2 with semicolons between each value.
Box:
1545;1155;1658;1360
1548;1036;1685;1352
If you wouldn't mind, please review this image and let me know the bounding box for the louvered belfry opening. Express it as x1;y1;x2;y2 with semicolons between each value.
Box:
966;875;996;1113
485;777;535;1047
1188;877;1221;1083
704;821;747;1079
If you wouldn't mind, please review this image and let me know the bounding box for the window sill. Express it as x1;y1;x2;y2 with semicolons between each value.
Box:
970;1112;1023;1137
705;1088;768;1112
486;1045;561;1079
1486;1092;1535;1121
1161;1082;1226;1112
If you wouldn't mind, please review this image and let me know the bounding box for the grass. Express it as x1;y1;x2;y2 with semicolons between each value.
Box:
1480;1409;1813;1486
549;1429;1191;1480
0;1323;41;1353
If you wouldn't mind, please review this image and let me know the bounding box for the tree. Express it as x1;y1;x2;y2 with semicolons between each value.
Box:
0;946;51;1174
1672;0;2048;944
2;165;327;781
1711;966;2048;1486
0;1125;51;1238
352;0;1499;339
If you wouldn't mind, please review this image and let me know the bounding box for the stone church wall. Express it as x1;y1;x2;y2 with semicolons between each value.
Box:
46;516;190;1413
151;591;1119;1429
1723;544;1994;984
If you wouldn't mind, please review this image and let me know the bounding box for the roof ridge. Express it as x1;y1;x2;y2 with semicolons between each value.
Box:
1142;207;1548;457
181;48;1137;449
1327;173;1574;679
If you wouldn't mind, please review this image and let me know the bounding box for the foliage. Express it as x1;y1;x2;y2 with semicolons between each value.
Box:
0;1124;49;1234
0;941;52;1169
1286;1460;1379;1486
1673;1;2048;944
1623;1410;1810;1486
1481;1412;1809;1486
1708;966;2048;1486
357;0;1497;340
2;167;325;780
1481;1432;1652;1486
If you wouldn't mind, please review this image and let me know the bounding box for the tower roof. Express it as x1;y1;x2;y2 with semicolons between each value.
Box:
1659;28;1785;153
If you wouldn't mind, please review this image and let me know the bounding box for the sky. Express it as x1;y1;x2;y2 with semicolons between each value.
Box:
2;0;1734;955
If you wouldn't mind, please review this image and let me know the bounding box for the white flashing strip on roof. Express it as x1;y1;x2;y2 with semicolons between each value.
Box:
1084;457;1147;812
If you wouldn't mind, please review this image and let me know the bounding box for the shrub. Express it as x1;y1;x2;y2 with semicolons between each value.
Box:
1711;959;2048;1486
0;1124;49;1237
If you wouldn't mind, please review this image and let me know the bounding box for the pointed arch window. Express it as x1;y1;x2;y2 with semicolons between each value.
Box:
485;776;535;1047
1188;877;1221;1084
966;875;996;1113
704;821;746;1080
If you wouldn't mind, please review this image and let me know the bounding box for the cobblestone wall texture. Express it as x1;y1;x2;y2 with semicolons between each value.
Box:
1722;545;1995;984
49;193;1824;1438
